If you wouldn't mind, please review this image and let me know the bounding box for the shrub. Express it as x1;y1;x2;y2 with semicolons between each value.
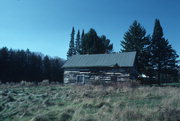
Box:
91;80;105;86
41;80;50;86
20;80;34;86
114;81;139;88
20;80;26;86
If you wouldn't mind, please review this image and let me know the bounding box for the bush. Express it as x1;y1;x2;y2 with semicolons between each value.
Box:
20;80;34;86
91;80;104;86
20;80;26;86
109;81;139;89
40;80;50;86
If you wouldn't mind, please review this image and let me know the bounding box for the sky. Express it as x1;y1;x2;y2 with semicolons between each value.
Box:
0;0;180;59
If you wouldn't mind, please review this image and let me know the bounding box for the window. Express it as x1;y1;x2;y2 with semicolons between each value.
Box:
76;75;84;83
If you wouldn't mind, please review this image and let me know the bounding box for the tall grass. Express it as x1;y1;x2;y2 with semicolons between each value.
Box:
0;83;180;121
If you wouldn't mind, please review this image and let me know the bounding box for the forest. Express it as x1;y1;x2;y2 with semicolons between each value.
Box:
0;47;64;83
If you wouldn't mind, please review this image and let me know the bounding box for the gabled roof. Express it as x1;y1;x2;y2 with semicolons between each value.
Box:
62;51;136;68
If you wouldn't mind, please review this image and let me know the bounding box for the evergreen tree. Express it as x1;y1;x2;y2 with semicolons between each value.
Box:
81;28;100;54
42;56;51;81
150;19;179;85
50;58;64;81
79;29;85;54
100;35;113;53
75;30;81;54
0;47;9;83
81;29;85;41
67;27;76;58
0;47;64;83
81;28;113;54
121;20;150;75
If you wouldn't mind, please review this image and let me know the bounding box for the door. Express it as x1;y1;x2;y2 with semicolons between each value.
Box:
76;75;85;84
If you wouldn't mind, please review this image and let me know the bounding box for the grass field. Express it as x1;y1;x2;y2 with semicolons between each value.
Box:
0;83;180;121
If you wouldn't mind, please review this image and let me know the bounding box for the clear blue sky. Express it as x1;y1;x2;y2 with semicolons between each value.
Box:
0;0;180;59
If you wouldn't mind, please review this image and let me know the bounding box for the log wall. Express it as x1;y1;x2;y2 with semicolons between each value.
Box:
64;68;135;84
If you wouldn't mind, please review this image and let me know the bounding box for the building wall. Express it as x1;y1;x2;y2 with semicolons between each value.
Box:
64;68;135;84
178;70;180;82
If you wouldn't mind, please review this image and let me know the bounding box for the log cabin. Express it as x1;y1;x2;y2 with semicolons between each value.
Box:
62;51;137;84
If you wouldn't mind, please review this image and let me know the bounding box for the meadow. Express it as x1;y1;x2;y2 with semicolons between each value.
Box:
0;82;180;121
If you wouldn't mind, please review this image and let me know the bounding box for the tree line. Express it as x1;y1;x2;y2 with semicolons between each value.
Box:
0;19;178;84
0;47;64;83
67;19;179;84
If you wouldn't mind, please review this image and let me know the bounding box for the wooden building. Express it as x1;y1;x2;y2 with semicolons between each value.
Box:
62;52;137;84
178;60;180;82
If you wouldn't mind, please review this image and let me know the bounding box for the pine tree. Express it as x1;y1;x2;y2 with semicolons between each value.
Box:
81;28;113;54
100;35;113;53
42;56;51;81
0;47;64;83
75;30;81;54
78;29;85;54
81;28;100;54
67;27;76;58
0;47;9;83
150;19;179;85
121;20;150;75
81;29;85;41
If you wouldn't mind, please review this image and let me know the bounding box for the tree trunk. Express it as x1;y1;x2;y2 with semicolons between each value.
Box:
157;63;161;86
158;72;161;86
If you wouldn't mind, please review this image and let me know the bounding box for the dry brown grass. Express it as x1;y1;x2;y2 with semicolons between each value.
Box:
0;83;180;121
